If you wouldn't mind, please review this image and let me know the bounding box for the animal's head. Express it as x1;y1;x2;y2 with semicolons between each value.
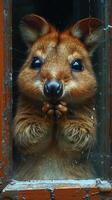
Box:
18;14;103;105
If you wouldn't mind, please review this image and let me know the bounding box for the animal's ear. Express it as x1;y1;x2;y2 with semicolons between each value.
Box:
20;14;51;48
70;18;104;55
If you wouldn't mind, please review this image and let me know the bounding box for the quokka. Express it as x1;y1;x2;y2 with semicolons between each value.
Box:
14;14;103;180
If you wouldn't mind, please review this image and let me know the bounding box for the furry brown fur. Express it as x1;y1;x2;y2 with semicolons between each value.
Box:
14;15;103;180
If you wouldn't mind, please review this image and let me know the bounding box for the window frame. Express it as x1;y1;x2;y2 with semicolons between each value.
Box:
0;0;112;199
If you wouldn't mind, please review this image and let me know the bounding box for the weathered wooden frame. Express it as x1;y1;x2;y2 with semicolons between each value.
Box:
0;0;112;199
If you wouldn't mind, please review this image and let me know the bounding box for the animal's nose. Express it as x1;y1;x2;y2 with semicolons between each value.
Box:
44;80;63;99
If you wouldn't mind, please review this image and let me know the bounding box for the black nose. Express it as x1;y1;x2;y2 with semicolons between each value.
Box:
44;80;63;99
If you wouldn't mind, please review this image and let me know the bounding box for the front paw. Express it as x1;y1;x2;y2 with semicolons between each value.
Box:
58;122;95;152
42;101;68;120
42;102;55;119
55;101;68;115
54;101;68;120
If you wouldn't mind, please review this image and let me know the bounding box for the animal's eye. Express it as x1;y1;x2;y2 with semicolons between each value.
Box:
71;59;84;72
31;57;43;69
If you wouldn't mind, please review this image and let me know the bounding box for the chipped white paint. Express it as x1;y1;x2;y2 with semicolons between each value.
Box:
104;24;112;31
2;179;112;192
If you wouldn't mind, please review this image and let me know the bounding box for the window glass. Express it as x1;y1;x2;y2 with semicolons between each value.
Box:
12;0;112;180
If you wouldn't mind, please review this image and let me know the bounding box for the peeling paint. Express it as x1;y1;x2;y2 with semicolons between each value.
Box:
2;179;112;192
104;24;112;31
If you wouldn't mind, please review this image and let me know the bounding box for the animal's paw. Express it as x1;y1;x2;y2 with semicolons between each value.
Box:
42;102;51;114
42;101;68;120
55;101;68;115
42;102;54;118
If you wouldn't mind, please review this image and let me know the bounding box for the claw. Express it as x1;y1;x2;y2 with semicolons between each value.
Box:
47;109;54;116
56;104;68;113
42;102;52;113
60;101;67;106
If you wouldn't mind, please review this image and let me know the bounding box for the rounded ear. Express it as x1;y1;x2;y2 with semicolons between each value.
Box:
19;14;51;48
70;18;104;55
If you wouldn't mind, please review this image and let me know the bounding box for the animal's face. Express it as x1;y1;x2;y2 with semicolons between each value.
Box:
18;15;103;105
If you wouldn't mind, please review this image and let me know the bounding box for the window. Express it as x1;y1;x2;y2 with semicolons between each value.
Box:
0;0;112;199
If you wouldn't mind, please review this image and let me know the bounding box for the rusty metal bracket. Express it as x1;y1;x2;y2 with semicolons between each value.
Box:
48;189;55;200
